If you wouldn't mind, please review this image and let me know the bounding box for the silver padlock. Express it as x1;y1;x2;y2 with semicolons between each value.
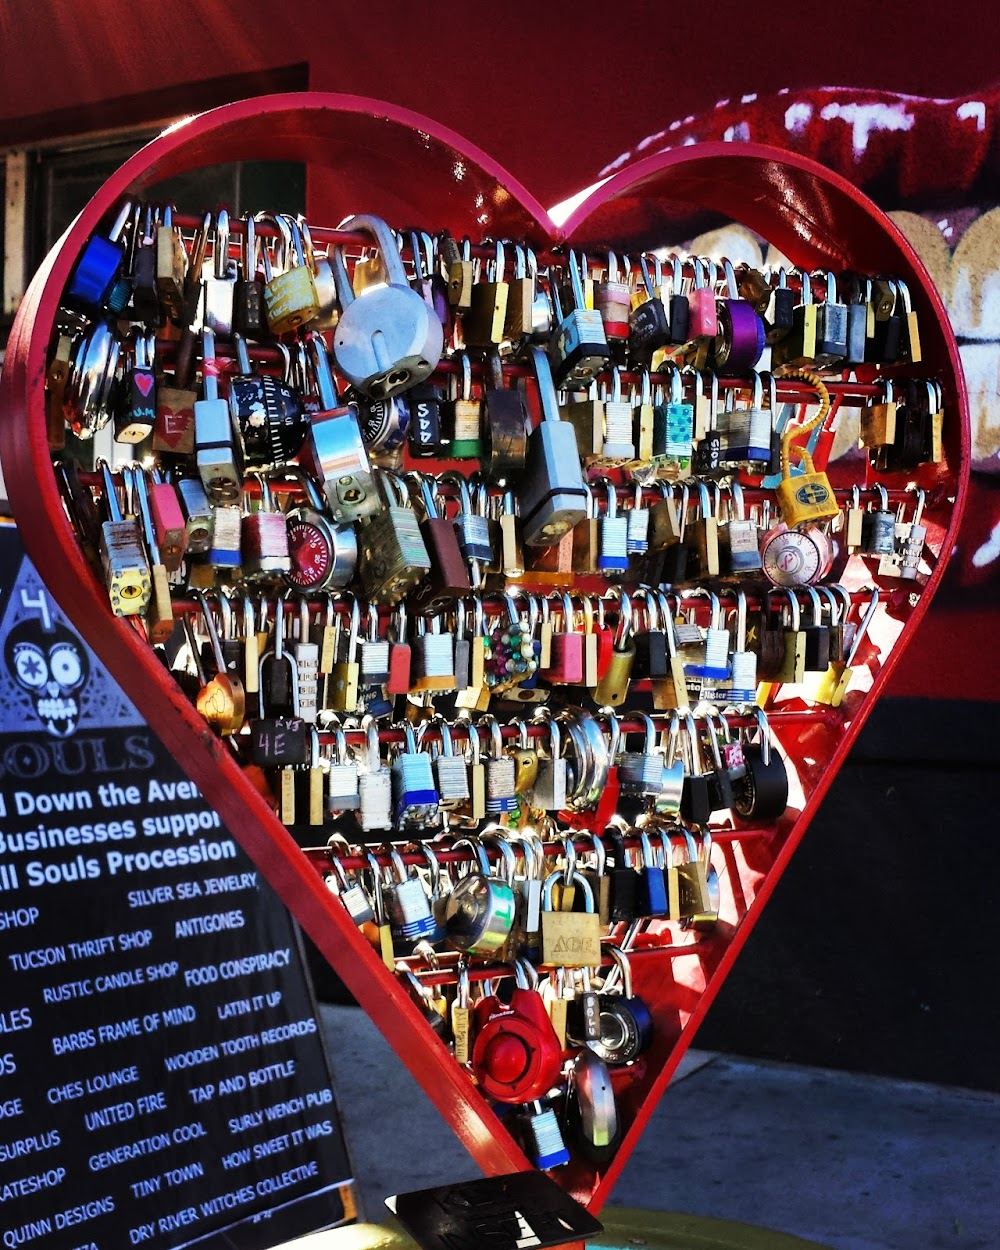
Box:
327;729;361;814
391;724;439;827
204;208;237;337
332;216;443;400
618;712;664;798
240;472;290;579
195;327;242;505
302;331;379;524
421;716;470;809
532;709;568;810
358;723;392;833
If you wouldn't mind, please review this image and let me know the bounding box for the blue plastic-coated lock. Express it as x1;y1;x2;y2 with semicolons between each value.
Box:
638;830;668;917
66;201;133;313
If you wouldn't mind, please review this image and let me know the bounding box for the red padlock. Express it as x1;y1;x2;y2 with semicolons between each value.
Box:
541;593;584;685
471;960;564;1103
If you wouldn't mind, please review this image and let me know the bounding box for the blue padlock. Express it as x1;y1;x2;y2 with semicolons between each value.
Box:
66;200;133;313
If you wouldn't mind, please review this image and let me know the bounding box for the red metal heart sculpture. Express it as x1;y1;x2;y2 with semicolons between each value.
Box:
0;93;968;1211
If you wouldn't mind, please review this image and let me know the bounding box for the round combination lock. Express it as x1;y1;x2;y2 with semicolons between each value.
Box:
760;523;829;587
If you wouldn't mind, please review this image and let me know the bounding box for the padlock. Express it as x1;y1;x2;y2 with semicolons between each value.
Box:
328;855;372;924
238;473;289;579
517;346;589;546
688;481;721;579
358;599;391;688
357;472;432;604
773;371;838;533
685;257;719;354
328;595;361;714
332;216;443;399
722;478;763;574
679;712;712;826
505;242;537;341
899;488;927;581
605;826;639;923
298;217;339;331
594;249;631;339
327;729;361;815
184;594;245;736
866;276;903;363
98;462;151;618
618;713;666;805
564;1046;619;1163
532;710;568;810
232;211;265;337
710;257;765;375
298;337;377;526
358;723;393;834
812;269;849;368
675;828;712;918
764;265;795;344
155;203;187;322
283;468;357;591
202;207;237;336
597;479;629;575
145;467;186;574
442;350;480;459
194;327;242;505
548;250;609;388
470;958;563;1103
407;474;471;614
66;200;133;313
257;597;300;718
410;616;457;693
702;588;757;704
650;590;690;713
723;370;774;468
227;333;309;471
385;847;436;942
207;502;241;570
63;321;121;439
128;204;159;325
424;717;470;809
363;853;397;968
445;837;517;956
125;466;173;645
259;212;319;334
391;723;439;828
577;943;652;1066
703;709;746;813
443;471;493;576
114;329;156;445
463;239;509;347
629;252;671;364
478;717;516;813
772;267;817;367
172;213;211;388
597;366;635;463
860;484;897;557
592;589;635;708
774;588;806;684
540;870;602;968
801;586;832;672
652;365;694;480
482;350;529;484
440;232;473;310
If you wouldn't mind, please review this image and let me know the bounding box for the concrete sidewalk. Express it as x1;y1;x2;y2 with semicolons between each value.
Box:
320;1004;1000;1250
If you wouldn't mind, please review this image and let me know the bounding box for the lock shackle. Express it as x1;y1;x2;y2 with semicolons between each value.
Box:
846;585;879;666
600;942;633;1000
770;586;800;632
212;208;231;280
255;212;291;282
383;843;409;885
801;584;823;625
528;345;561;424
451;835;491;879
306;331;340;410
480;831;517;887
191;590;228;675
364;721;383;773
477;713;505;763
126;464;155;553
632;587;660;636
556;831;577;886
364;852;386;922
682;712;703;776
579;829;607;878
817;585;841;627
909;486;926;526
419;713;454;759
638;252;657;300
610;586;632;648
871;483;890;512
542;868;595;913
232;331;255;377
532;707;563;767
213;588;233;645
721;256;739;299
340;214;409;288
655;591;680;659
